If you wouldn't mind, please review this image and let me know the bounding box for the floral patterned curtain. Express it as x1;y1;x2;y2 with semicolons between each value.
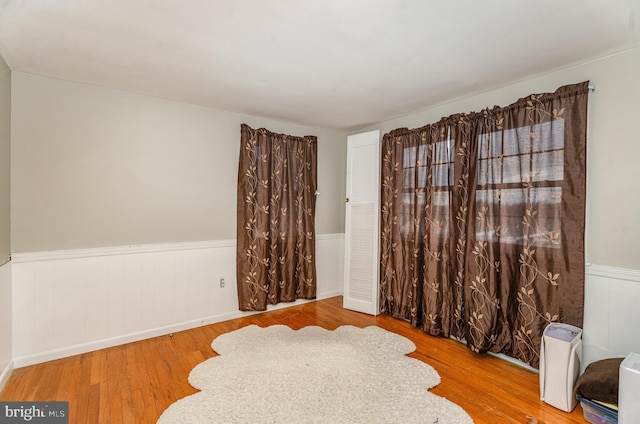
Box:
380;82;589;367
237;124;317;311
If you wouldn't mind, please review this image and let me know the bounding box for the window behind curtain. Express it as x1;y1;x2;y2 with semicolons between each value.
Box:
476;121;564;248
380;82;589;367
236;124;317;311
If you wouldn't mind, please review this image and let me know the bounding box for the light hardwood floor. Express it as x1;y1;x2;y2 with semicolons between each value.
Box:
1;296;588;423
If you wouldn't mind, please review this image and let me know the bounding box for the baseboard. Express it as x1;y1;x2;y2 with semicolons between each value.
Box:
488;352;538;373
0;360;13;393
12;309;244;368
12;290;344;368
317;289;343;300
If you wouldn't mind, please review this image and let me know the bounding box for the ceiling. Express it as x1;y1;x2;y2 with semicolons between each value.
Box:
0;1;639;131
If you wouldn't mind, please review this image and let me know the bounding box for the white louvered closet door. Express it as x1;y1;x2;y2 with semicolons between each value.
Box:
343;130;380;315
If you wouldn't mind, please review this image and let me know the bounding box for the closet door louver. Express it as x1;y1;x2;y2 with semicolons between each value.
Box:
343;130;380;315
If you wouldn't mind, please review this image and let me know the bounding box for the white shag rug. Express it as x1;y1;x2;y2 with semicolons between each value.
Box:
157;325;473;424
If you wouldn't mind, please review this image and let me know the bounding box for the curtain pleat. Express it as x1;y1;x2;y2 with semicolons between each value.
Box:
380;82;589;367
237;124;317;311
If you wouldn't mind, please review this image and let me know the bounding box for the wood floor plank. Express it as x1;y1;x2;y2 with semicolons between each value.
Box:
85;383;101;424
0;296;588;423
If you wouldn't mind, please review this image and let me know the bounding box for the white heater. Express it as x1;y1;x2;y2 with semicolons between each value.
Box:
539;323;582;412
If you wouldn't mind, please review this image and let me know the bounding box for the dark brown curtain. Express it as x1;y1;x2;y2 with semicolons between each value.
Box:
236;124;317;311
380;82;589;367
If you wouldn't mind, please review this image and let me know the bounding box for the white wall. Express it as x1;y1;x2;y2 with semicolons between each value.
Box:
7;72;349;368
11;72;347;253
0;54;12;390
356;48;640;365
9;49;640;368
0;56;9;258
357;47;640;271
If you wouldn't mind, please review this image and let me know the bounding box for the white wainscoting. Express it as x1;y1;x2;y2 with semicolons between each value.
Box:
11;239;636;370
11;234;344;368
0;260;13;392
583;264;640;367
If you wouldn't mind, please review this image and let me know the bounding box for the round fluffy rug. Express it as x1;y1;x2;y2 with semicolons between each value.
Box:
157;325;473;423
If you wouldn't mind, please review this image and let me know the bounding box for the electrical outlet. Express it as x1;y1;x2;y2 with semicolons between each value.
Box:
219;278;225;288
